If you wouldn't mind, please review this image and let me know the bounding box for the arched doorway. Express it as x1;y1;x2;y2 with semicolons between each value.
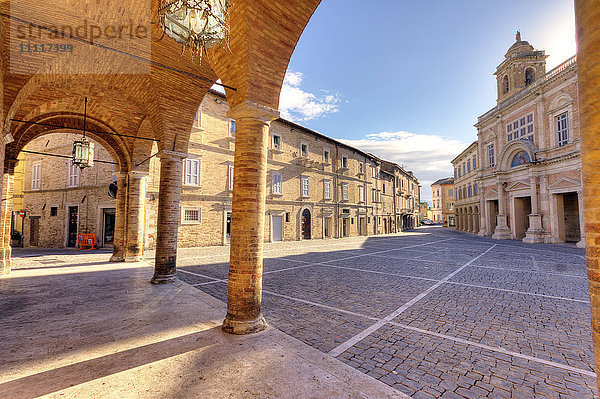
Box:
301;208;311;240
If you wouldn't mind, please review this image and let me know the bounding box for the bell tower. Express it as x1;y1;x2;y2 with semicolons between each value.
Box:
495;31;548;103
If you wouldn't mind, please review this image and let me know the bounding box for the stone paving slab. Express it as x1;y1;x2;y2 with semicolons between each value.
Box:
337;323;597;399
394;283;595;372
262;265;438;318
1;262;405;399
449;267;590;301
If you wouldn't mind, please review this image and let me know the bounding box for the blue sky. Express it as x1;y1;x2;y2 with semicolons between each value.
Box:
278;0;576;203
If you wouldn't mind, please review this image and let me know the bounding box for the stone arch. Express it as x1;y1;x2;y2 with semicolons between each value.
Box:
7;113;132;172
525;67;536;86
503;75;510;93
498;139;537;171
549;92;575;112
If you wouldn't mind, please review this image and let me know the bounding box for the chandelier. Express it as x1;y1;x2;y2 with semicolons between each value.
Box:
158;0;232;60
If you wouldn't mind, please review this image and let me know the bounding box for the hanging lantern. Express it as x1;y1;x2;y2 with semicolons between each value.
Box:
158;0;232;60
72;138;95;170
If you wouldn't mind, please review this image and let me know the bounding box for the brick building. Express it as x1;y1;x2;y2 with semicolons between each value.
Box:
451;141;479;233
13;91;421;249
430;177;455;226
458;33;584;246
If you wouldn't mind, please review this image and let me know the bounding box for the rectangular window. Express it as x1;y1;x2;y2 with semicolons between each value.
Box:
449;189;453;197
31;162;41;190
193;106;202;128
474;184;478;195
272;134;281;150
458;167;462;178
182;208;201;224
324;180;331;199
300;143;308;158
341;156;348;169
372;166;377;178
488;144;495;167
228;164;234;191
467;162;471;173
454;169;457;179
377;191;381;203
229;119;236;137
50;207;58;216
359;162;364;174
557;112;569;147
473;156;477;169
462;164;466;175
359;186;365;202
341;183;349;201
383;183;386;194
68;160;80;187
507;113;534;142
324;217;331;237
372;189;377;202
301;177;309;197
184;158;200;186
468;185;472;197
323;149;330;163
273;172;282;194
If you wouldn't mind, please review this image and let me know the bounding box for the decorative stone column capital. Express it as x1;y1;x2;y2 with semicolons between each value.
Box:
157;150;188;161
128;171;150;179
227;100;280;123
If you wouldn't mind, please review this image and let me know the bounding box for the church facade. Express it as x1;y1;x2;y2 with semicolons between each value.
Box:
464;33;583;246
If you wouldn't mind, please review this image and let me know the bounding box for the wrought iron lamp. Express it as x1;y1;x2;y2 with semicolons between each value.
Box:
158;0;232;60
72;97;95;170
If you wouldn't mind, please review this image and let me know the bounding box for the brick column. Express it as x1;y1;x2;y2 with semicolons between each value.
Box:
125;171;148;262
110;172;127;262
0;161;15;275
575;0;600;388
223;101;279;335
151;151;186;284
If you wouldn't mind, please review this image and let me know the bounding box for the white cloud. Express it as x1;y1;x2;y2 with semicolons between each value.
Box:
338;131;469;204
279;71;341;122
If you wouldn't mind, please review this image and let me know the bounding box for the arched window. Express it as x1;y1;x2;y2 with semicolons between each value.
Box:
503;75;509;93
525;68;535;86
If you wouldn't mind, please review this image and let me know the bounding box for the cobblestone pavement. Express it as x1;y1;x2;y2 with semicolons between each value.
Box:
176;227;597;398
12;227;595;398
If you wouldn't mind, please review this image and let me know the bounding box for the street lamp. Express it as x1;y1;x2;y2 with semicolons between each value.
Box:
72;138;95;170
72;97;95;170
158;0;232;61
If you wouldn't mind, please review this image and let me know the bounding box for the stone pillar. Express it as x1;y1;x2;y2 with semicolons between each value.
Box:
478;194;487;236
110;172;127;262
576;0;600;390
152;151;186;284
0;161;15;275
223;101;279;335
577;190;586;248
492;182;511;239
524;176;546;244
125;171;148;262
467;210;473;233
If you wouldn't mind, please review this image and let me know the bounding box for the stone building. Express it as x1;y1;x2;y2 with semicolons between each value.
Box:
12;91;421;249
13;135;117;248
431;177;455;226
468;33;583;246
451;141;479;233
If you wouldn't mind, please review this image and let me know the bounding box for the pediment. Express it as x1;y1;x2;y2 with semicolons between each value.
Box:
506;180;531;192
484;187;498;199
547;177;581;191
